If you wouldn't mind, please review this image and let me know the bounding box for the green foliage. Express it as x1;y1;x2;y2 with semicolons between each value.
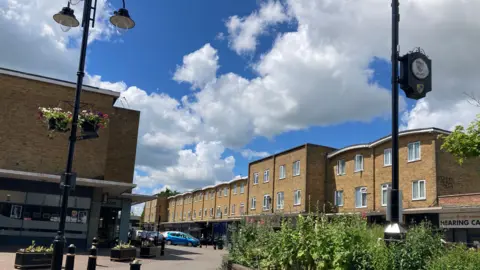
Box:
440;115;480;165
157;188;180;197
228;214;480;270
19;241;54;253
112;241;135;250
38;107;72;132
78;110;109;129
428;245;480;270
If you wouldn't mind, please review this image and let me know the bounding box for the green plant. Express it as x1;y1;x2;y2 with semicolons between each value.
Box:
78;110;109;130
18;241;54;253
38;107;72;132
112;241;135;250
427;244;480;270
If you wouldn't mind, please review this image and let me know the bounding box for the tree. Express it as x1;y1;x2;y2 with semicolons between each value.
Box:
157;187;180;197
440;95;480;165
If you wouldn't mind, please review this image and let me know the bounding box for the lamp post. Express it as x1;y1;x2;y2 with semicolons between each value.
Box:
385;0;432;243
51;1;134;269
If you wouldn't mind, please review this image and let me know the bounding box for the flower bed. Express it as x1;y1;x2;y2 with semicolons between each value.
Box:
140;241;157;258
110;242;136;262
14;241;53;269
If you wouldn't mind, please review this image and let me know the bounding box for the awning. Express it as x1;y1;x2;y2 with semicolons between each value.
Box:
120;193;156;205
0;168;135;197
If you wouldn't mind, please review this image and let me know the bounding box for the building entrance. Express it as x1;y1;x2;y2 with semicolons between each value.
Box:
97;207;121;247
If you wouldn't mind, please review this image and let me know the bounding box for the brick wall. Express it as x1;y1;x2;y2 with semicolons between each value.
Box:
306;145;335;213
439;194;480;206
229;179;247;217
202;188;216;221
0;74;139;184
192;191;204;221
248;157;275;215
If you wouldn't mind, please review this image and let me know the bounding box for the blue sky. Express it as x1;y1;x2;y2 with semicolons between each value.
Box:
1;0;479;200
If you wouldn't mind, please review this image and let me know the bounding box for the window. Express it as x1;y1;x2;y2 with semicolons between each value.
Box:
199;209;202;217
250;197;256;209
263;195;271;210
412;180;426;200
233;184;237;194
354;155;364;172
210;191;214;199
224;206;228;215
276;192;284;209
224;187;228;196
293;160;300;176
334;191;344;207
264;170;270;183
216;207;222;217
210;208;213;217
253;173;259;184
337;160;346;175
205;209;208;217
240;182;245;193
355;187;367;208
193;210;196;219
231;204;236;215
218;189;222;197
384;149;392;166
294;190;301;206
240;203;245;215
408;142;421;162
381;183;391;206
279;165;286;179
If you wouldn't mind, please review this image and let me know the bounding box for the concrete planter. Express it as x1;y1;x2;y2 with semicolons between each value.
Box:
140;246;156;258
14;252;52;269
110;248;136;261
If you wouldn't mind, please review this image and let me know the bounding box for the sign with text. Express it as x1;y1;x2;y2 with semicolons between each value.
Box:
440;213;480;228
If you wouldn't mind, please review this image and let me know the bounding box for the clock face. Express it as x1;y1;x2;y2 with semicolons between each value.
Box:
411;58;429;80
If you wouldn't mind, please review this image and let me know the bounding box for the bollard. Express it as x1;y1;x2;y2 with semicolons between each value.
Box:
130;259;141;270
87;237;98;270
65;244;76;270
160;239;165;256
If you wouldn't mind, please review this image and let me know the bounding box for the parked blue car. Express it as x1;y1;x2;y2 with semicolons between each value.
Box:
162;231;200;247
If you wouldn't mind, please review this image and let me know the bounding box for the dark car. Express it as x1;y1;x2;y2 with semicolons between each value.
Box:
200;235;214;246
147;231;164;246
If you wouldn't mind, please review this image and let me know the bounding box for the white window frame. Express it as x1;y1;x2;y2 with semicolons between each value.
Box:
334;190;344;207
204;209;208;217
408;142;421;162
336;160;346;175
233;184;237;194
210;208;213;217
224;206;228;215
384;148;392;166
276;192;284;209
263;194;271;210
294;190;301;206
279;165;286;179
216;207;222;218
199;209;202;217
231;204;236;215
250;197;256;209
253;173;259;185
412;180;426;200
193;210;196;219
240;182;245;193
354;155;364;172
223;187;228;196
355;187;368;208
381;183;391;206
264;170;270;183
293;160;300;176
240;203;245;215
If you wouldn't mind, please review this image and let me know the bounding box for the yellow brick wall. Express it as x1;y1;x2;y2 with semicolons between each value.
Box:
216;184;230;218
248;157;275;215
192;191;205;221
306;145;335;213
202;188;216;221
229;179;247;217
0;74;139;183
273;147;307;214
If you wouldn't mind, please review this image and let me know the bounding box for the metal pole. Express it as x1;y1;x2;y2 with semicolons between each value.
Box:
390;0;400;225
51;0;92;269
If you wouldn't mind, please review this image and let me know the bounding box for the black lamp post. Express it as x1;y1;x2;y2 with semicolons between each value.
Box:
385;0;432;243
51;1;134;269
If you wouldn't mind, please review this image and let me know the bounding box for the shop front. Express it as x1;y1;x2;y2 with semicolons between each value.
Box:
440;212;480;246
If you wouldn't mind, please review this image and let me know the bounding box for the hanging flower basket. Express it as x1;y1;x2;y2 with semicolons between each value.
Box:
79;110;109;135
38;107;72;133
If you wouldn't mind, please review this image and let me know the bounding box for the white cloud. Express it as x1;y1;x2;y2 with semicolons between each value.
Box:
173;43;219;90
226;0;289;54
241;149;270;160
131;204;144;216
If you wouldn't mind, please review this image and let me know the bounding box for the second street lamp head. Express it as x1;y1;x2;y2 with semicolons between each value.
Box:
110;8;135;30
53;6;80;32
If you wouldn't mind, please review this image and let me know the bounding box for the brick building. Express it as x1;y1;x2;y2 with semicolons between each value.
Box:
160;127;480;245
143;195;168;230
0;68;154;249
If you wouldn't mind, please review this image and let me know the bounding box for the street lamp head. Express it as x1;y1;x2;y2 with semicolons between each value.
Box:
53;6;80;32
110;8;135;30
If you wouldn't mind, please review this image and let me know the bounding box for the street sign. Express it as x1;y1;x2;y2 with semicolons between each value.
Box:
399;48;432;100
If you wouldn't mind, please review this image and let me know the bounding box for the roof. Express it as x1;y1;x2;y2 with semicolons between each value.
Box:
167;176;248;199
249;143;335;166
327;127;451;158
0;67;120;98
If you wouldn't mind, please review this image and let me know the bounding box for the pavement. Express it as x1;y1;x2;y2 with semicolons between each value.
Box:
0;245;227;270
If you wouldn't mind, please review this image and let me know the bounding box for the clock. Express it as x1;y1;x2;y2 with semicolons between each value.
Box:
411;58;429;80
